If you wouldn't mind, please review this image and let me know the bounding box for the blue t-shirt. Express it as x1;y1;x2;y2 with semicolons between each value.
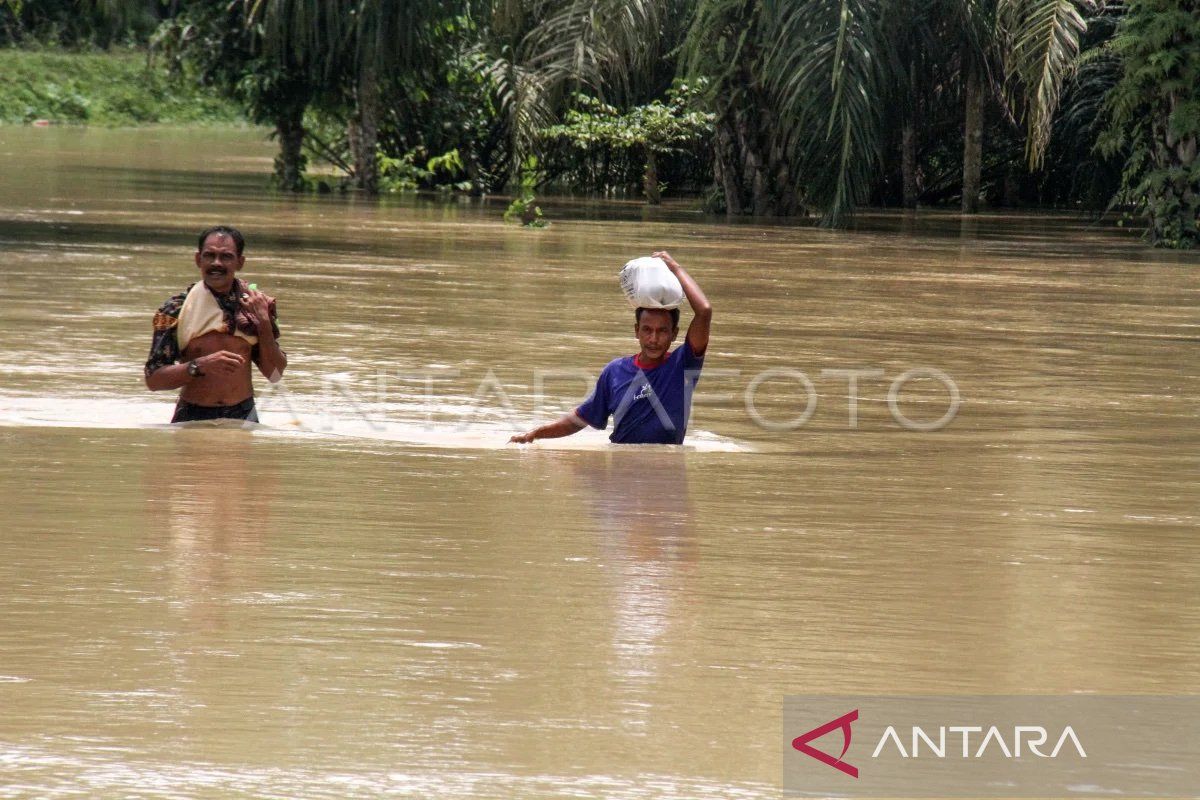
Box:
575;341;705;444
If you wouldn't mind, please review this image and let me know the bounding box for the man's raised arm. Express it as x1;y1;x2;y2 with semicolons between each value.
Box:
243;288;287;382
654;250;711;356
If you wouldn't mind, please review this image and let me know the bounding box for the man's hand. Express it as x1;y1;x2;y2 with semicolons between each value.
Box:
651;249;711;357
242;286;287;382
654;250;681;272
508;414;587;444
241;289;275;330
196;350;246;376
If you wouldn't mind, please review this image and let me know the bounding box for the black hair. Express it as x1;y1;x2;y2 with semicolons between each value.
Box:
197;225;245;256
635;307;680;329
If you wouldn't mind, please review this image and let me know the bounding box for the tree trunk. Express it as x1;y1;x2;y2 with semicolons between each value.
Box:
745;113;771;215
901;120;918;209
962;63;984;214
643;149;661;204
712;116;743;214
710;49;777;215
347;117;362;183
1003;168;1020;207
710;86;797;216
705;36;801;218
273;102;306;193
772;136;796;215
902;61;919;209
354;64;380;196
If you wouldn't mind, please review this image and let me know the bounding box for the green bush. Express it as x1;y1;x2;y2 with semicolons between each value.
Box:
0;47;245;126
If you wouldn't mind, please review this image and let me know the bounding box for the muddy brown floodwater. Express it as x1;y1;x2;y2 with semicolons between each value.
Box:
0;126;1197;798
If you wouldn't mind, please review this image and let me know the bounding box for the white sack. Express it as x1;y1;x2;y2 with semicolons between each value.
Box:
618;257;684;309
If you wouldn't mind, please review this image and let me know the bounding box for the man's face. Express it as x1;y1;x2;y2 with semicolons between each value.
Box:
194;233;244;293
635;310;677;360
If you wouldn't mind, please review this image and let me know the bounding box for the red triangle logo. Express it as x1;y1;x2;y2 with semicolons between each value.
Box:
791;709;859;778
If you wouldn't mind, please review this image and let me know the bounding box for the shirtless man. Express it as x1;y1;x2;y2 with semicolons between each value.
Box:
144;226;287;423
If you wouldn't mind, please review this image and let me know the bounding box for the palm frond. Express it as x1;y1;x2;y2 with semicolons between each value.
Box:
762;0;893;225
470;48;559;173
472;0;673;178
680;0;760;101
520;0;665;95
998;0;1094;168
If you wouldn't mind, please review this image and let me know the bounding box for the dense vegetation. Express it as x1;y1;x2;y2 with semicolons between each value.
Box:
0;47;242;125
1;0;1197;247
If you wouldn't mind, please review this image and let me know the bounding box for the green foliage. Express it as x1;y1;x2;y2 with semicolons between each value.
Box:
1036;9;1125;211
678;0;1097;221
375;148;472;194
378;151;432;193
0;47;244;125
369;16;509;194
152;2;312;128
761;0;894;223
504;156;548;227
539;80;714;201
469;0;673;182
426;148;464;179
1098;0;1200;248
542;81;714;154
998;0;1095;168
234;0;465;193
153;1;317;191
426;148;473;191
1;0;164;48
1;0;1193;250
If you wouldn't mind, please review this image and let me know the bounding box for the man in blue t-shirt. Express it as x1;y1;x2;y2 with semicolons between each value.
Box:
510;251;712;445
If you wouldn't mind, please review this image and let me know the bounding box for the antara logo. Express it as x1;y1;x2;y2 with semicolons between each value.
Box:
792;709;1088;780
792;709;860;778
872;725;1087;759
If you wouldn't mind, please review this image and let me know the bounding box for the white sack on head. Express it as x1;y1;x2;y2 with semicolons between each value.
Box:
619;257;684;309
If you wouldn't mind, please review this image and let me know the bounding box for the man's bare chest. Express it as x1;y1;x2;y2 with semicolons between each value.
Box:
182;331;252;361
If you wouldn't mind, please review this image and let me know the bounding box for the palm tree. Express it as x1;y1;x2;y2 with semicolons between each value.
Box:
153;0;317;191
961;0;1094;211
761;0;898;221
682;0;795;215
683;0;1095;223
247;0;663;195
467;0;673;184
245;0;453;194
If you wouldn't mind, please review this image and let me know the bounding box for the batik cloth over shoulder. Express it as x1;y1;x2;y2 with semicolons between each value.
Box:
144;280;280;378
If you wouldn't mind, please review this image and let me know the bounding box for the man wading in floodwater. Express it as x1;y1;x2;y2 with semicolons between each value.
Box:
144;226;286;423
510;251;712;445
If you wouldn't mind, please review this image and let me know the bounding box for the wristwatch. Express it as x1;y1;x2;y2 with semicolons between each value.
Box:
187;360;204;378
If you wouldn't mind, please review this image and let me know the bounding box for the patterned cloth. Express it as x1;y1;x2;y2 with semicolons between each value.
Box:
144;279;280;377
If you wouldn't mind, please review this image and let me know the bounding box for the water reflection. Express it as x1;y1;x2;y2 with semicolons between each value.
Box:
142;428;278;630
567;451;698;693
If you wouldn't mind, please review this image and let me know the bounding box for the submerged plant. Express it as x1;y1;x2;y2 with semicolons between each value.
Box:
503;155;549;226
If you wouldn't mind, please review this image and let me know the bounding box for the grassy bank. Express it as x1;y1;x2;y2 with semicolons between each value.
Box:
0;47;246;126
